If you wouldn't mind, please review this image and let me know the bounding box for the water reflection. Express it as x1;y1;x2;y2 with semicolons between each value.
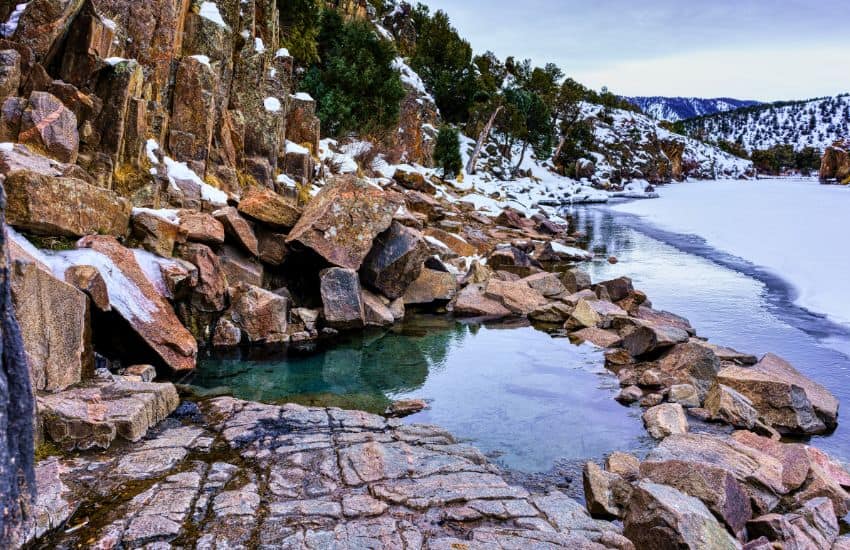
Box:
191;316;649;473
565;204;850;462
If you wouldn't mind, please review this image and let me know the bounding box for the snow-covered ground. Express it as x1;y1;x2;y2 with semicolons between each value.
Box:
612;178;850;328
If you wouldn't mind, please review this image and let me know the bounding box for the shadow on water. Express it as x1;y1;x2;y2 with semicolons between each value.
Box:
188;315;651;473
565;203;850;462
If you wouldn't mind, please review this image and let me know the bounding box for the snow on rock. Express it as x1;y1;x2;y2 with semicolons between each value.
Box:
133;249;188;299
0;2;29;38
145;139;160;165
275;48;290;58
292;92;314;102
276;173;297;188
199;2;228;28
392;57;435;104
104;57;129;66
47;248;158;323
318;138;358;174
285;141;310;155
146;140;228;206
264;96;281;112
254;37;265;53
550;242;593;260
131;207;181;224
190;55;211;67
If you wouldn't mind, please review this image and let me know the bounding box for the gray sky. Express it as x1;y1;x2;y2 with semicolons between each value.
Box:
420;0;850;101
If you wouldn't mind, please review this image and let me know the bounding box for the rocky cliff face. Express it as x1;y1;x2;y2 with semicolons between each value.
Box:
0;0;320;199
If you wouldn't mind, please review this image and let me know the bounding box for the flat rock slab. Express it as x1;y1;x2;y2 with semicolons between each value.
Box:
37;377;179;450
32;397;629;549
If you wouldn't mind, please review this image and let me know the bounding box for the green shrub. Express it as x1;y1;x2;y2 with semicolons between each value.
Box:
277;0;322;63
434;126;462;179
302;10;405;137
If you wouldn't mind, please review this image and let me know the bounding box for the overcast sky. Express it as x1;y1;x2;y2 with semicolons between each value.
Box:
419;0;850;101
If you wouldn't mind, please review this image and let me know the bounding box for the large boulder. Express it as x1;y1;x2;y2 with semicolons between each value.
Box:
10;259;91;392
582;461;631;519
225;283;287;344
214;207;259;257
255;227;288;266
639;455;753;536
451;284;511;318
704;384;758;429
361;289;395;327
620;319;690;358
0;49;21;99
18;91;79;163
178;210;225;245
5;170;130;237
715;353;839;435
286;176;403;270
623;481;739;550
642;434;788;515
76;236;198;372
175;243;228;312
168;55;217;170
360;221;429;299
483;278;548;316
320;267;365;330
424;227;476;257
403;268;457;306
819;143;850;183
237;186;302;230
37;377;179;451
654;342;722;398
130;210;186;257
748;498;840;549
218;244;263;287
642;403;688;439
566;298;628;330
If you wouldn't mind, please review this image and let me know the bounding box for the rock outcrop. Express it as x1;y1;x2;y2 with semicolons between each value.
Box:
819;142;850;184
715;353;839;435
287;176;403;270
75;235;197;372
10;260;91;392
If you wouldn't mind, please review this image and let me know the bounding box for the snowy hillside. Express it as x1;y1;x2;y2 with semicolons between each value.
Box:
577;103;753;182
680;94;850;152
626;97;760;122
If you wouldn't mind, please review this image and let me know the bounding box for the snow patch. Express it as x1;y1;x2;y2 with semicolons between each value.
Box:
199;2;228;28
0;3;28;38
264;96;281;112
190;54;211;66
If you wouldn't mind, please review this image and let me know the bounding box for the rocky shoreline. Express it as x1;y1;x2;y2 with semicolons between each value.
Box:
0;0;846;548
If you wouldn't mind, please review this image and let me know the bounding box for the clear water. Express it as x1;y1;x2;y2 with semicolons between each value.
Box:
190;183;850;473
190;317;650;473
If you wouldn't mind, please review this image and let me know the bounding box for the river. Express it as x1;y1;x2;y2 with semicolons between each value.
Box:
190;177;850;474
572;177;850;462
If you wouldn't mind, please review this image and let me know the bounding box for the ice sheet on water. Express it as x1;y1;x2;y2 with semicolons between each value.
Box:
613;178;850;327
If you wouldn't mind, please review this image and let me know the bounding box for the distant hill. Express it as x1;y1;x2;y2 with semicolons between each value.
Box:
679;94;850;152
625;96;761;122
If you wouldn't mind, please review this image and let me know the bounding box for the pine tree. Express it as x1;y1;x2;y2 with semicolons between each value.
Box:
433;126;462;180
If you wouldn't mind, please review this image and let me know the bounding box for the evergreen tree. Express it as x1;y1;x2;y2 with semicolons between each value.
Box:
410;8;478;123
433;126;462;179
301;10;405;137
277;0;322;63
